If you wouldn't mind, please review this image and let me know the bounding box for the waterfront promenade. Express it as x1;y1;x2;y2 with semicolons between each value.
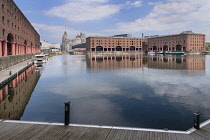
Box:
0;60;32;83
0;120;210;140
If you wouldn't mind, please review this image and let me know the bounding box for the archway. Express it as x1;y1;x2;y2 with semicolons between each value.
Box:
7;33;14;55
163;45;168;51
91;48;95;51
176;45;182;51
153;46;157;51
96;46;103;51
130;46;135;51
116;46;122;51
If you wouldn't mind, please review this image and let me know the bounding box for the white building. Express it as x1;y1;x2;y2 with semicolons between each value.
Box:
62;31;85;52
40;40;61;52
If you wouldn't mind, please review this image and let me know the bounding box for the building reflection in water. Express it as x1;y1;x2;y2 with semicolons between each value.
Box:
86;54;205;76
146;55;205;76
86;54;143;72
0;65;41;120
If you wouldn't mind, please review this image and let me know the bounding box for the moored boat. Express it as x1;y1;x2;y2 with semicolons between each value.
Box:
34;54;46;64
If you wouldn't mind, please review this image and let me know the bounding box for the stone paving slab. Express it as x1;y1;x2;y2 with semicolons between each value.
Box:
0;59;32;82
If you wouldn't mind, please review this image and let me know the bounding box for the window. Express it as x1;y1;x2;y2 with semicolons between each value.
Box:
2;16;4;23
2;29;5;36
2;4;4;10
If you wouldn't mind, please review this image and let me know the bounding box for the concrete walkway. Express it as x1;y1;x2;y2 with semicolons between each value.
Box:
0;60;32;83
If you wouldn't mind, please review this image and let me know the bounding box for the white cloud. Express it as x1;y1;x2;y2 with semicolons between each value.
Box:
113;0;210;38
125;1;143;8
45;0;122;22
147;2;162;6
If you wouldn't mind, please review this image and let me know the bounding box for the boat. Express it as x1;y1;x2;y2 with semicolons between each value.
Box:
156;51;164;54
165;51;185;55
34;54;46;64
148;51;155;55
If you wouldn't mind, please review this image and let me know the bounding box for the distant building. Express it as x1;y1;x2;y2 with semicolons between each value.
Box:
0;0;40;57
72;43;86;52
113;34;132;38
86;34;146;52
147;31;206;52
40;40;60;53
61;31;85;52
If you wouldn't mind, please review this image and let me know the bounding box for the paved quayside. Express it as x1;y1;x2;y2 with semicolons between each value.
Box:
0;120;210;140
0;60;32;87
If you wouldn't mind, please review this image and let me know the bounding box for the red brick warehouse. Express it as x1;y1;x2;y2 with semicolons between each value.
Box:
147;31;206;52
86;34;147;52
0;0;40;57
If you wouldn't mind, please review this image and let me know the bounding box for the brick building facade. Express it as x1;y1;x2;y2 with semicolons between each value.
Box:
0;0;40;57
86;35;146;52
147;32;205;52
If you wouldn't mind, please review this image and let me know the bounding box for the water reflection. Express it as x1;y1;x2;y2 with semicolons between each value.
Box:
7;54;210;131
86;54;143;71
87;54;205;76
0;65;41;120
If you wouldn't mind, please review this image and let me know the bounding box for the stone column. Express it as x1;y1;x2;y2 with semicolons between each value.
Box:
0;39;3;56
3;85;8;98
0;89;3;103
26;46;28;53
21;44;24;54
12;78;17;88
3;41;8;56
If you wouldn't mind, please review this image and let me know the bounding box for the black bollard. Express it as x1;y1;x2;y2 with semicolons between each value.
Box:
64;101;70;126
9;71;12;76
194;112;200;129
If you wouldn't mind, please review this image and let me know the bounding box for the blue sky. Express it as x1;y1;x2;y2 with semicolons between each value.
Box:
14;0;210;43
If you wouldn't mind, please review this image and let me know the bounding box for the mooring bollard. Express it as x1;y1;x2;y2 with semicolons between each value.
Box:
194;112;200;129
64;101;70;126
9;71;12;76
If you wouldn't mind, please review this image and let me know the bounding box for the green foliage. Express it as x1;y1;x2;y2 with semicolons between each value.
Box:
206;46;210;50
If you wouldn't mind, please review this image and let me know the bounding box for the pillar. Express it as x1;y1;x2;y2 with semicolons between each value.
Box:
26;46;29;53
3;41;8;56
12;78;17;88
0;40;3;56
21;45;24;54
3;85;8;98
0;89;3;103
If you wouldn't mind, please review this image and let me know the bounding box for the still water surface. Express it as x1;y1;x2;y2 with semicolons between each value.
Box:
1;54;210;131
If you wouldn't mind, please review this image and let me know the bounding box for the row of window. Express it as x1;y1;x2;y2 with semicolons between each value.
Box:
2;16;30;35
91;46;142;48
92;38;141;40
93;43;140;45
190;44;204;46
2;29;31;45
1;2;35;34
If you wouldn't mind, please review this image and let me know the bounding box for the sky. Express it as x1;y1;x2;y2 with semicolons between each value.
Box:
13;0;210;43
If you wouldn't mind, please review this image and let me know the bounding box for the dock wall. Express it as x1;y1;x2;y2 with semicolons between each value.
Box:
0;54;35;71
